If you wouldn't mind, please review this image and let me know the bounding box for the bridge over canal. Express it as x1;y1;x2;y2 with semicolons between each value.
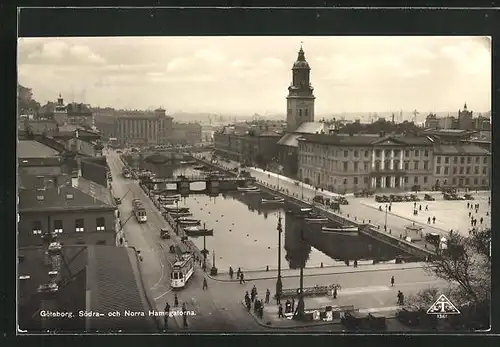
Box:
141;175;256;194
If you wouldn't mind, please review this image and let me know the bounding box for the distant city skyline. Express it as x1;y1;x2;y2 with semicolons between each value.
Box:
18;36;491;115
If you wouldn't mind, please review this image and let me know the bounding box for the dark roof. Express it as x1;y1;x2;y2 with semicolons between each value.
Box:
18;184;115;213
297;133;435;146
420;129;478;137
18;245;158;332
433;144;491;155
18;140;60;158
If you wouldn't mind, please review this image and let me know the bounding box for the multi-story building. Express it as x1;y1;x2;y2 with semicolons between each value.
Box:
66;102;94;128
17;139;70;182
432;144;491;190
115;108;173;147
171;122;202;145
18;176;117;247
297;132;436;193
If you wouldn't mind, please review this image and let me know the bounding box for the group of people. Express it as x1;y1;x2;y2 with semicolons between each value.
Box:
229;266;246;284
163;293;188;331
467;202;486;228
244;285;267;318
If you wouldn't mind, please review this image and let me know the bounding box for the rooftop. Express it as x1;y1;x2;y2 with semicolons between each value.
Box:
18;178;115;213
433;144;491;156
297;133;435;147
277;122;331;148
18;245;158;332
420;129;479;137
17;140;60;158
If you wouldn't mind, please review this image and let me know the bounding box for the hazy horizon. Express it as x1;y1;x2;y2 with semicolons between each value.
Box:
18;36;491;115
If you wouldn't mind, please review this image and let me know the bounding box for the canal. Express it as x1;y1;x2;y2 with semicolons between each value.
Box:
126;157;413;271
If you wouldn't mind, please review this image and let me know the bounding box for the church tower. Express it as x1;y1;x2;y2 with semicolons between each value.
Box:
286;45;315;132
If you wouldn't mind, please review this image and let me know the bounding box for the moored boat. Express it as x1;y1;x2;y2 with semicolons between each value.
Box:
321;226;359;233
262;197;285;203
169;212;193;218
177;218;201;226
184;226;214;237
304;215;329;223
238;186;260;192
163;206;190;213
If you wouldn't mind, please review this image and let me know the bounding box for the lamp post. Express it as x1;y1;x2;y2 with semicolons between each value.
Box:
275;212;283;304
296;219;305;319
384;204;388;231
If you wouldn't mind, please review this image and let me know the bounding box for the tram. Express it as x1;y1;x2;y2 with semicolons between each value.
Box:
170;252;194;288
132;198;148;223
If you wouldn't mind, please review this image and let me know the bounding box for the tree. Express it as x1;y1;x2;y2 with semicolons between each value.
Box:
408;229;490;329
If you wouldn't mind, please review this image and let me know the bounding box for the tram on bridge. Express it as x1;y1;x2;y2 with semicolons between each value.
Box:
132;198;148;223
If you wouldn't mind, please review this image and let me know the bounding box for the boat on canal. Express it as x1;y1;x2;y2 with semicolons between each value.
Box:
180;160;197;165
194;165;210;171
184;226;214;237
176;218;201;226
304;214;330;223
237;186;260;193
163;205;190;213
321;226;359;234
261;197;285;204
169;211;193;218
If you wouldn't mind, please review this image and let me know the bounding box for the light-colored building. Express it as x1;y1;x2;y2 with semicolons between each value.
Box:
297;132;436;193
433;144;491;189
115;108;173;147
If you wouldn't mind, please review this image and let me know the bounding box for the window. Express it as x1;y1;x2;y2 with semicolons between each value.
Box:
466;167;471;174
414;176;418;184
453;167;457;174
444;167;449;175
452;177;457;185
474;167;479;175
354;150;359;158
424;150;429;157
353;162;359;171
343;162;348;172
436;166;441;174
375;149;381;157
404;150;410;157
54;220;63;234
343;178;347;185
394;150;400;157
459;167;464;174
96;217;105;232
453;157;458;164
483;157;488;164
75;219;84;232
414;150;419;156
482;167;487;174
364;162;369;171
364;177;369;183
467;157;472;164
424;176;428;183
344;150;348;158
475;157;480;163
460;157;465;164
32;221;42;235
482;179;487;185
436;156;441;164
444;157;449;164
474;178;478;185
353;177;358;185
375;161;381;170
385;149;391;157
465;178;470;185
413;161;419;170
364;150;370;158
404;176;409;183
404;162;409;170
423;161;429;170
384;160;390;170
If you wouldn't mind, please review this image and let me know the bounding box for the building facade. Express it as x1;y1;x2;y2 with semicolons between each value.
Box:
116;108;173;147
171;122;202;145
297;133;436;193
286;46;315;132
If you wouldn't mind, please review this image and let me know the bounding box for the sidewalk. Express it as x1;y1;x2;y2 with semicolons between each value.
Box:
208;261;425;282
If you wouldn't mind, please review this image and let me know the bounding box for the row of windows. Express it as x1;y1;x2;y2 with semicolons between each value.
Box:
31;217;106;235
436;166;488;175
300;146;431;158
300;157;431;172
436;156;488;165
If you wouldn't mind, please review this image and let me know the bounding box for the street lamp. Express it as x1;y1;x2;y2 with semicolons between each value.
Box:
275;212;283;304
384;204;388;231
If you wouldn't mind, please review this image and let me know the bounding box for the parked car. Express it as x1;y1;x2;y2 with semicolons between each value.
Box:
424;194;435;201
313;195;325;204
160;228;171;239
336;196;349;205
409;194;420;202
463;193;474;200
425;232;440;245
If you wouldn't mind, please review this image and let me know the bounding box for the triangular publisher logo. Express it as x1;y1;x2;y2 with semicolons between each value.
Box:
427;294;461;315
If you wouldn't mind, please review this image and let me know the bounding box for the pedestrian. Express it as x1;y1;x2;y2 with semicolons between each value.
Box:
278;304;284;318
480;217;484;224
427;217;431;224
245;291;250;303
467;202;470;208
425;205;428;211
469;211;471;217
291;298;295;313
182;303;188;328
119;237;123;245
265;289;270;304
397;291;402;305
391;276;395;287
333;286;337;299
203;277;208;290
174;293;179;307
229;266;234;279
163;302;170;332
432;216;436;224
285;299;291;313
237;267;241;279
419;205;422;211
239;272;245;284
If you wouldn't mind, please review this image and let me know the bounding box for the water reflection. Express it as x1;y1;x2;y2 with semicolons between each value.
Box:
284;212;312;269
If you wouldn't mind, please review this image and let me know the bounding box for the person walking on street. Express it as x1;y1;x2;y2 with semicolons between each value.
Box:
229;266;234;279
291;298;295;313
202;277;208;290
239;272;245;284
391;276;395;287
278;304;284;318
182;302;188;328
163;302;170;332
237;267;241;279
265;289;270;304
174;293;179;307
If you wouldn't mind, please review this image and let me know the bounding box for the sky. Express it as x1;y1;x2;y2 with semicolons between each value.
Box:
17;36;491;115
